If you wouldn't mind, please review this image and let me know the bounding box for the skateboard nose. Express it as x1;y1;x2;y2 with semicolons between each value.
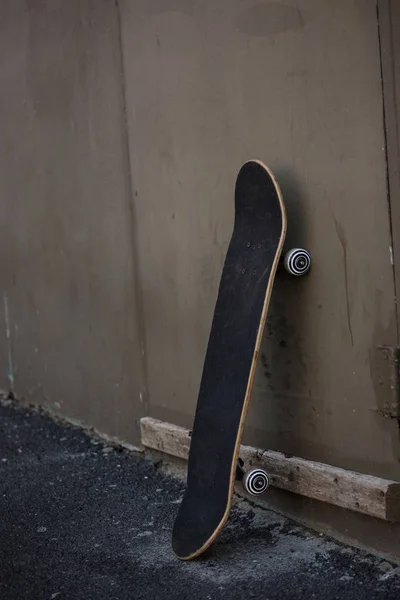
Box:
172;486;231;560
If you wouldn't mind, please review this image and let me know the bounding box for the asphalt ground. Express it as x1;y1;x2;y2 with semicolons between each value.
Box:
0;398;399;600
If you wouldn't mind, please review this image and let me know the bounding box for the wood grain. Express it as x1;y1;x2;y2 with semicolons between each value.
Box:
140;417;400;522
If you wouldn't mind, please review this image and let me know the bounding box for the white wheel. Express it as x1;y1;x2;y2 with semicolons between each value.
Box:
284;248;311;276
243;468;270;496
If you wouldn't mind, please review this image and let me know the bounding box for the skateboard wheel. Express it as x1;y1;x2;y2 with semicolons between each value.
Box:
283;248;311;276
243;468;270;496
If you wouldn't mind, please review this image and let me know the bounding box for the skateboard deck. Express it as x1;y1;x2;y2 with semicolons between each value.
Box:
171;159;287;560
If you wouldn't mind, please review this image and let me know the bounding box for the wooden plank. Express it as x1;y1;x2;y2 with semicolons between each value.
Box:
140;417;400;522
141;417;191;461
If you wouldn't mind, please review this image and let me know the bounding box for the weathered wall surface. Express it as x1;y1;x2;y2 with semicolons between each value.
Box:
1;0;399;482
0;0;146;443
120;0;400;479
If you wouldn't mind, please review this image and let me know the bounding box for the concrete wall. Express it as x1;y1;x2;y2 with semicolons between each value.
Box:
1;0;400;481
0;0;146;443
120;0;400;479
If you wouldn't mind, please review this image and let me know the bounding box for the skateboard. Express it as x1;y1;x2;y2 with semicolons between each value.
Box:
171;160;311;560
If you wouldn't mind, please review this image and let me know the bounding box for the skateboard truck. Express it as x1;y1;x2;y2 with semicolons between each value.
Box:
235;458;270;496
280;248;311;276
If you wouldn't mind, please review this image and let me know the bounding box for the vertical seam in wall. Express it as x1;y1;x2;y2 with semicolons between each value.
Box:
376;0;399;346
3;292;14;393
115;0;150;417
